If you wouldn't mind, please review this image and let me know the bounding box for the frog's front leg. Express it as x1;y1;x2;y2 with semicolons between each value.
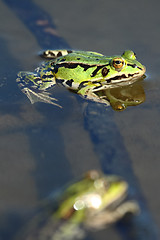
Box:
77;83;110;106
16;67;62;107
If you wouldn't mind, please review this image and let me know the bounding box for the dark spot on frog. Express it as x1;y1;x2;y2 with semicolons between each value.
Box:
57;62;95;71
54;65;59;74
78;80;89;89
127;63;138;68
43;50;55;58
67;50;73;54
57;51;62;57
107;79;111;83
59;58;66;62
42;74;54;80
48;51;55;56
77;58;81;60
91;66;104;77
102;67;109;77
66;79;74;87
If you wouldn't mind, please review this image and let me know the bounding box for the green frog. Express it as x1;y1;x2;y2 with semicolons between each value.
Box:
17;50;146;108
16;170;139;240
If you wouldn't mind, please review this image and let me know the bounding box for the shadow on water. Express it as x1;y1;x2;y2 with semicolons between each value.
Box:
84;104;158;239
0;0;159;239
0;37;72;239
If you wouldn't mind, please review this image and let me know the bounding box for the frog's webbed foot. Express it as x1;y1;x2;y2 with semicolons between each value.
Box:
22;87;62;108
16;72;62;108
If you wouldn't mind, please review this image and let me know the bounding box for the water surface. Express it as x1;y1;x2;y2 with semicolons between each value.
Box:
0;0;160;239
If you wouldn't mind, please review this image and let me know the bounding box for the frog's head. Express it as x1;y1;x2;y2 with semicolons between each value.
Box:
103;50;146;86
54;170;136;226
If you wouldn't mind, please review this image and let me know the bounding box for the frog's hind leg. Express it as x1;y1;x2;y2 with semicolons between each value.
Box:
42;49;73;59
16;71;62;108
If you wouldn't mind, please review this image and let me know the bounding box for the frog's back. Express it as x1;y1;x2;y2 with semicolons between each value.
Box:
54;50;111;65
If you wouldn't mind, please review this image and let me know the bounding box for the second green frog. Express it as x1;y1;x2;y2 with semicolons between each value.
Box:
15;170;139;240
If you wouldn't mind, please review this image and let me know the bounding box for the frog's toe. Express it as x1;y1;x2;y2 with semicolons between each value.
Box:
17;71;37;88
35;91;62;108
20;87;62;108
16;71;27;84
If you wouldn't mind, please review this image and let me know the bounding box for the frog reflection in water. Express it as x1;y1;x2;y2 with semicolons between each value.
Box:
18;170;139;240
17;49;146;108
99;79;146;111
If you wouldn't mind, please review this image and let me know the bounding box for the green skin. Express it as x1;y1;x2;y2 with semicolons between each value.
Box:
54;170;138;226
17;50;146;108
18;171;139;240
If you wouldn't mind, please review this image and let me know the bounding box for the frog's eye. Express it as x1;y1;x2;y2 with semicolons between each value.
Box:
122;50;136;60
85;170;100;180
112;58;125;70
133;52;137;58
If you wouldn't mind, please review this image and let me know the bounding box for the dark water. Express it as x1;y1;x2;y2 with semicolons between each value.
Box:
0;0;160;239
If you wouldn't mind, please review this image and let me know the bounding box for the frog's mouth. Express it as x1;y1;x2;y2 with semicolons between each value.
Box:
106;71;145;85
92;73;145;92
109;75;145;89
104;64;146;86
